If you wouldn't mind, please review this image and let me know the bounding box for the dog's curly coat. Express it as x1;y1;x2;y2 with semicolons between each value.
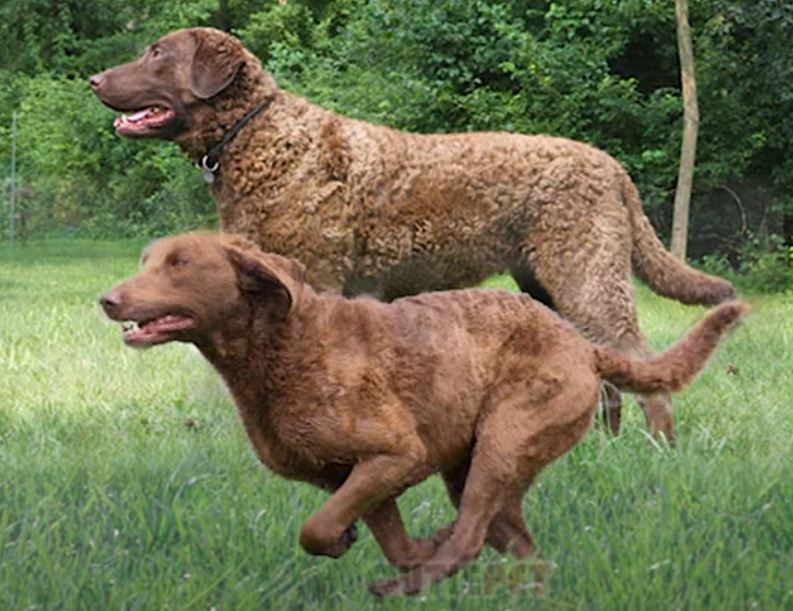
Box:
91;28;735;440
100;232;746;596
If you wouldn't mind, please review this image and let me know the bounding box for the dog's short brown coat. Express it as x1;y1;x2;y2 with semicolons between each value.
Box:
101;232;746;596
91;27;736;441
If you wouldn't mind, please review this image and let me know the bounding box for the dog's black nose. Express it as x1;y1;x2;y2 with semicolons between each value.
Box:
99;290;121;315
89;73;105;90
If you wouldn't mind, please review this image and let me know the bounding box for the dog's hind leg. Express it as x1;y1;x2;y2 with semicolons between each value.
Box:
442;459;533;558
512;264;624;435
434;476;544;588
369;377;597;597
600;381;623;435
485;493;535;559
481;493;551;593
519;239;676;441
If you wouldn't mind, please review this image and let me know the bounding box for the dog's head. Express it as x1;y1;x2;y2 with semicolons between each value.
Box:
100;232;305;348
90;28;255;140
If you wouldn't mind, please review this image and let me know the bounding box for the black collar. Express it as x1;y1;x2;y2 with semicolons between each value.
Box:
198;95;275;184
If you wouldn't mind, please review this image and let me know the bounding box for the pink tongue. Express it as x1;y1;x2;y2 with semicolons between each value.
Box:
123;327;152;344
128;109;152;122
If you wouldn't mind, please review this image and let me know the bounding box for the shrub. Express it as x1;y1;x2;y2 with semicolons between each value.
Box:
700;234;792;293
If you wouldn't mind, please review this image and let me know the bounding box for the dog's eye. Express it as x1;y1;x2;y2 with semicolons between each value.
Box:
149;46;162;59
168;255;188;268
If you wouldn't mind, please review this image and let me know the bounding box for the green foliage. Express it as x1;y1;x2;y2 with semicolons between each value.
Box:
0;0;218;239
1;71;214;238
0;0;217;76
701;234;793;293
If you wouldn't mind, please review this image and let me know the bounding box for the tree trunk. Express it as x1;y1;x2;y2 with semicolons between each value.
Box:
671;0;699;261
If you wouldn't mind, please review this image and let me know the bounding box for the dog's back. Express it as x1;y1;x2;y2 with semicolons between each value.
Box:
311;288;592;402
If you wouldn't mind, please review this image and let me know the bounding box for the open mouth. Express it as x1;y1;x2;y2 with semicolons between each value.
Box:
121;314;195;347
113;106;177;137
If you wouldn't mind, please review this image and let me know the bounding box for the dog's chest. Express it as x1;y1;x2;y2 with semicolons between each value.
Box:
251;433;319;479
237;402;338;483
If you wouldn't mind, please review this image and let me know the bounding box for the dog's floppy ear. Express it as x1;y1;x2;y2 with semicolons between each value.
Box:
189;30;244;99
225;242;303;320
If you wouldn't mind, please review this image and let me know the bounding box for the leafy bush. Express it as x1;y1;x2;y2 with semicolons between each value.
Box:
0;72;214;238
700;234;792;293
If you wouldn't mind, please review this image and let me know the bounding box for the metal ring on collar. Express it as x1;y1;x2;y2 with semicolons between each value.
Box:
200;155;219;173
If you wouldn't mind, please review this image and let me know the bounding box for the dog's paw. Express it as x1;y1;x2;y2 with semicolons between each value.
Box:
323;523;358;558
300;520;359;558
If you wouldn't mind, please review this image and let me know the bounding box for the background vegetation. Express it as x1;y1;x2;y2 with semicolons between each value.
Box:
0;0;790;288
1;240;791;609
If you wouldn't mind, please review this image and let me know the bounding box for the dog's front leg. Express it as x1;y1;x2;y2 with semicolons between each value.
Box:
299;446;428;559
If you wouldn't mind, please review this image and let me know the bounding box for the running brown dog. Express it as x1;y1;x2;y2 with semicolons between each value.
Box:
100;232;746;596
90;27;735;441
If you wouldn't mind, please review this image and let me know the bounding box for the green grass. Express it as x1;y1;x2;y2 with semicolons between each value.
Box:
1;240;792;610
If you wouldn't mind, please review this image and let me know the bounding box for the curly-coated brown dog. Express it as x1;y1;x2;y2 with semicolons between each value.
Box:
100;232;746;596
90;27;735;440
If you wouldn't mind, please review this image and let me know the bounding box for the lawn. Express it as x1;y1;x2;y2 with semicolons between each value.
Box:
1;239;792;610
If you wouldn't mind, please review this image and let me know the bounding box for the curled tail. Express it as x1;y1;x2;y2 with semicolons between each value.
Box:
622;172;735;305
594;302;749;394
